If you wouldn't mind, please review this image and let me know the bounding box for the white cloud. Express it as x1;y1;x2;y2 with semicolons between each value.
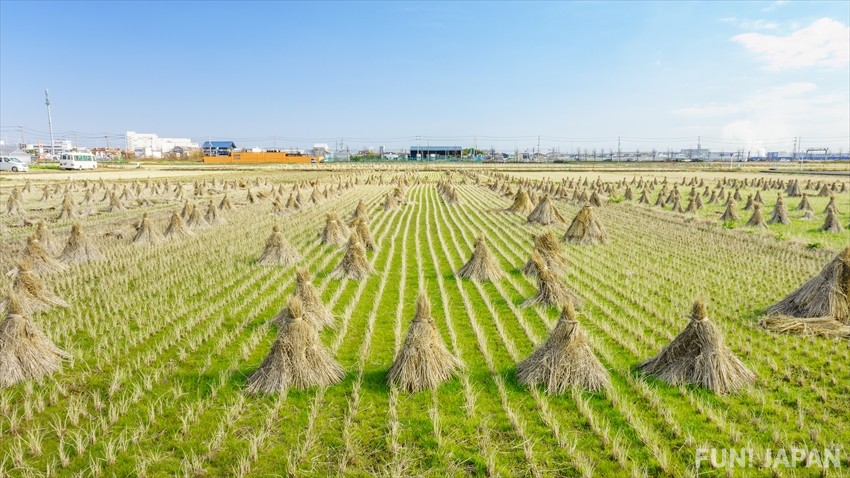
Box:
732;18;850;70
738;19;779;30
672;82;849;148
761;0;788;12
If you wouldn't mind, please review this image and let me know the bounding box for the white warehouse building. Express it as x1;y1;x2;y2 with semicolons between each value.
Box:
126;131;198;157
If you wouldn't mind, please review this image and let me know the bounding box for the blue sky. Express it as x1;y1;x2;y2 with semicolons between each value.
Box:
1;1;848;153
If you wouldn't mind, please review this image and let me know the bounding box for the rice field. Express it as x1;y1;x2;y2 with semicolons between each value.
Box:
0;165;848;477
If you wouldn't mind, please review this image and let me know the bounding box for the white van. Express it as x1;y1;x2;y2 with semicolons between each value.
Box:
0;156;29;172
60;151;98;170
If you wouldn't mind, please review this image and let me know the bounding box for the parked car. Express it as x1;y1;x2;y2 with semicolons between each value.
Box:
59;151;98;170
0;156;29;172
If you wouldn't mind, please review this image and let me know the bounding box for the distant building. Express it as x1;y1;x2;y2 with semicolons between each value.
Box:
0;143;34;164
202;141;236;157
126;131;197;157
409;146;462;160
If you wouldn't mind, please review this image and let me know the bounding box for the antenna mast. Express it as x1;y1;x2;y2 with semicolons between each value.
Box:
45;89;56;158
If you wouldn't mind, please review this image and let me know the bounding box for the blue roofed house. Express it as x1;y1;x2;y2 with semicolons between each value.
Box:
202;141;236;157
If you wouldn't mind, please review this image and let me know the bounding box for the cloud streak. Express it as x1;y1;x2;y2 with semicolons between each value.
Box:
732;17;850;70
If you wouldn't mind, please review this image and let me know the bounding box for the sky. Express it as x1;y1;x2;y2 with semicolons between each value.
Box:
1;0;848;154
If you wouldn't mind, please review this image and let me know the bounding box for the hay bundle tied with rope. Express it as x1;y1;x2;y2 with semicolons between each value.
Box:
762;247;849;336
273;268;335;329
821;207;844;233
745;203;767;228
133;212;163;245
505;189;534;215
59;223;104;264
6;260;69;314
456;235;502;282
639;300;755;394
258;225;302;266
516;299;610;393
205;201;226;225
522;254;582;309
387;292;462;392
353;218;376;251
21;236;67;275
563;205;608;244
320;212;350;246
35;221;59;256
164;210;193;239
186;204;209;229
246;297;344;394
767;195;791;225
331;233;374;280
523;231;567;276
0;291;71;388
526;195;565;225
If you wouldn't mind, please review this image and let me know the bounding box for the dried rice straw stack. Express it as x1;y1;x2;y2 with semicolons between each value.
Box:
744;203;767;229
526;195;565;225
59;223;104;264
639;300;755;394
258;225;302;266
331;233;374;280
456;235;502;282
387;292;462;392
246;297;344;394
34;221;59;256
0;290;71;388
522;256;582;309
763;247;849;332
523;232;566;276
563;205;608;245
505;189;534;215
164;210;194;239
21;236;67;275
272;269;335;330
320;212;350;246
133;213;163;245
516;299;610;393
821;207;844;233
6;260;69;314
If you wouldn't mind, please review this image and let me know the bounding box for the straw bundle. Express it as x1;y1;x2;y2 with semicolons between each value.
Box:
823;196;840;214
516;299;610;393
7;261;69;314
57;195;78;221
273;268;335;329
320;212;350;246
219;193;234;212
767;195;791;225
766;247;849;326
35;221;59;256
353;218;376;251
387;292;462;392
588;190;605;207
205;201;226;225
745;203;767;228
522;256;581;308
456;235;502;282
331;233;374;280
6;194;23;215
821;208;844;233
0;291;71;388
527;195;565;225
639;301;755;394
58;223;104;264
523;231;567;276
163;210;194;239
795;194;812;212
383;193;400;211
246;297;344;393
258;225;302;266
21;236;67;275
133;213;163;245
505;189;534;215
563;206;608;245
186;204;209;229
350;200;370;223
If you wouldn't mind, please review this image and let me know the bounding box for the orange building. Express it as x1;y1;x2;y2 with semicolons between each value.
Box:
203;150;322;164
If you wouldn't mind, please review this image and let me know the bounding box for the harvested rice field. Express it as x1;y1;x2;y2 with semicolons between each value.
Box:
0;164;848;477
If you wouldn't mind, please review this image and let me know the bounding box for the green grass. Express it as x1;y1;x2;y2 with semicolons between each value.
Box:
0;169;847;477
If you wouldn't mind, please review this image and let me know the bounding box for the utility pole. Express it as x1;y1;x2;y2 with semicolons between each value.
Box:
18;125;24;146
696;136;701;160
104;134;109;150
617;136;621;162
537;135;541;161
44;89;55;158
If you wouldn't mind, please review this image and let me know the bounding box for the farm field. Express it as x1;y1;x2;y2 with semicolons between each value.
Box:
0;164;848;477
